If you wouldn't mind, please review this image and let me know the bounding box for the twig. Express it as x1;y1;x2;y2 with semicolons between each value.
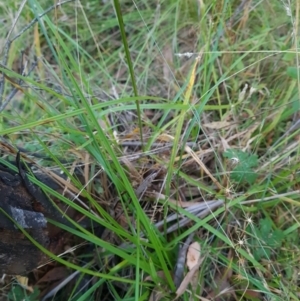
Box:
135;170;160;198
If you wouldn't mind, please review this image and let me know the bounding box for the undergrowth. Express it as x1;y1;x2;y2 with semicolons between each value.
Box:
0;0;299;300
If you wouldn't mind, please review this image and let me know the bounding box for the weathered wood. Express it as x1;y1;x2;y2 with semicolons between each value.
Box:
0;155;104;275
0;228;48;275
0;167;51;275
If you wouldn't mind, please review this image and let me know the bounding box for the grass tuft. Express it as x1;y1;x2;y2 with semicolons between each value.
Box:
0;0;300;300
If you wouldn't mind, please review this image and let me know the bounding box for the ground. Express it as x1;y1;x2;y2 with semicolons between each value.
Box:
0;0;300;300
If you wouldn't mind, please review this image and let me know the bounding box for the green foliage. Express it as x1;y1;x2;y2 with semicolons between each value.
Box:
223;149;258;184
8;286;40;301
248;218;284;261
286;66;299;79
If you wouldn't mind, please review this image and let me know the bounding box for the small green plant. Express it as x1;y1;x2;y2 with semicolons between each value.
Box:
286;66;299;79
224;149;258;184
248;218;284;261
7;285;40;301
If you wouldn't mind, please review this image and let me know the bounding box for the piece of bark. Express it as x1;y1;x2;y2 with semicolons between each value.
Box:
0;167;50;275
0;155;105;275
0;161;77;275
0;228;48;275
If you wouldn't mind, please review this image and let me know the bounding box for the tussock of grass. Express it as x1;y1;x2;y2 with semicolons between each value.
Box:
0;0;300;300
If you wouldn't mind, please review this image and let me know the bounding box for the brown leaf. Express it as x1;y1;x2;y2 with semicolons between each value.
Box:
175;258;203;298
144;270;168;282
148;287;168;301
186;242;201;271
37;267;69;284
15;276;33;293
175;243;203;299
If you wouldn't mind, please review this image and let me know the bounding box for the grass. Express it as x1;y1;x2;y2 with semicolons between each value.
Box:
0;0;300;300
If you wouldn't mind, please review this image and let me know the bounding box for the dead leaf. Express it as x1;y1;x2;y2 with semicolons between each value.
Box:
145;271;170;301
144;270;167;282
175;257;203;298
243;289;262;299
16;276;33;293
206;281;236;301
37;267;69;284
174;234;195;289
148;287;168;301
206;265;235;301
186;242;201;271
175;242;203;299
